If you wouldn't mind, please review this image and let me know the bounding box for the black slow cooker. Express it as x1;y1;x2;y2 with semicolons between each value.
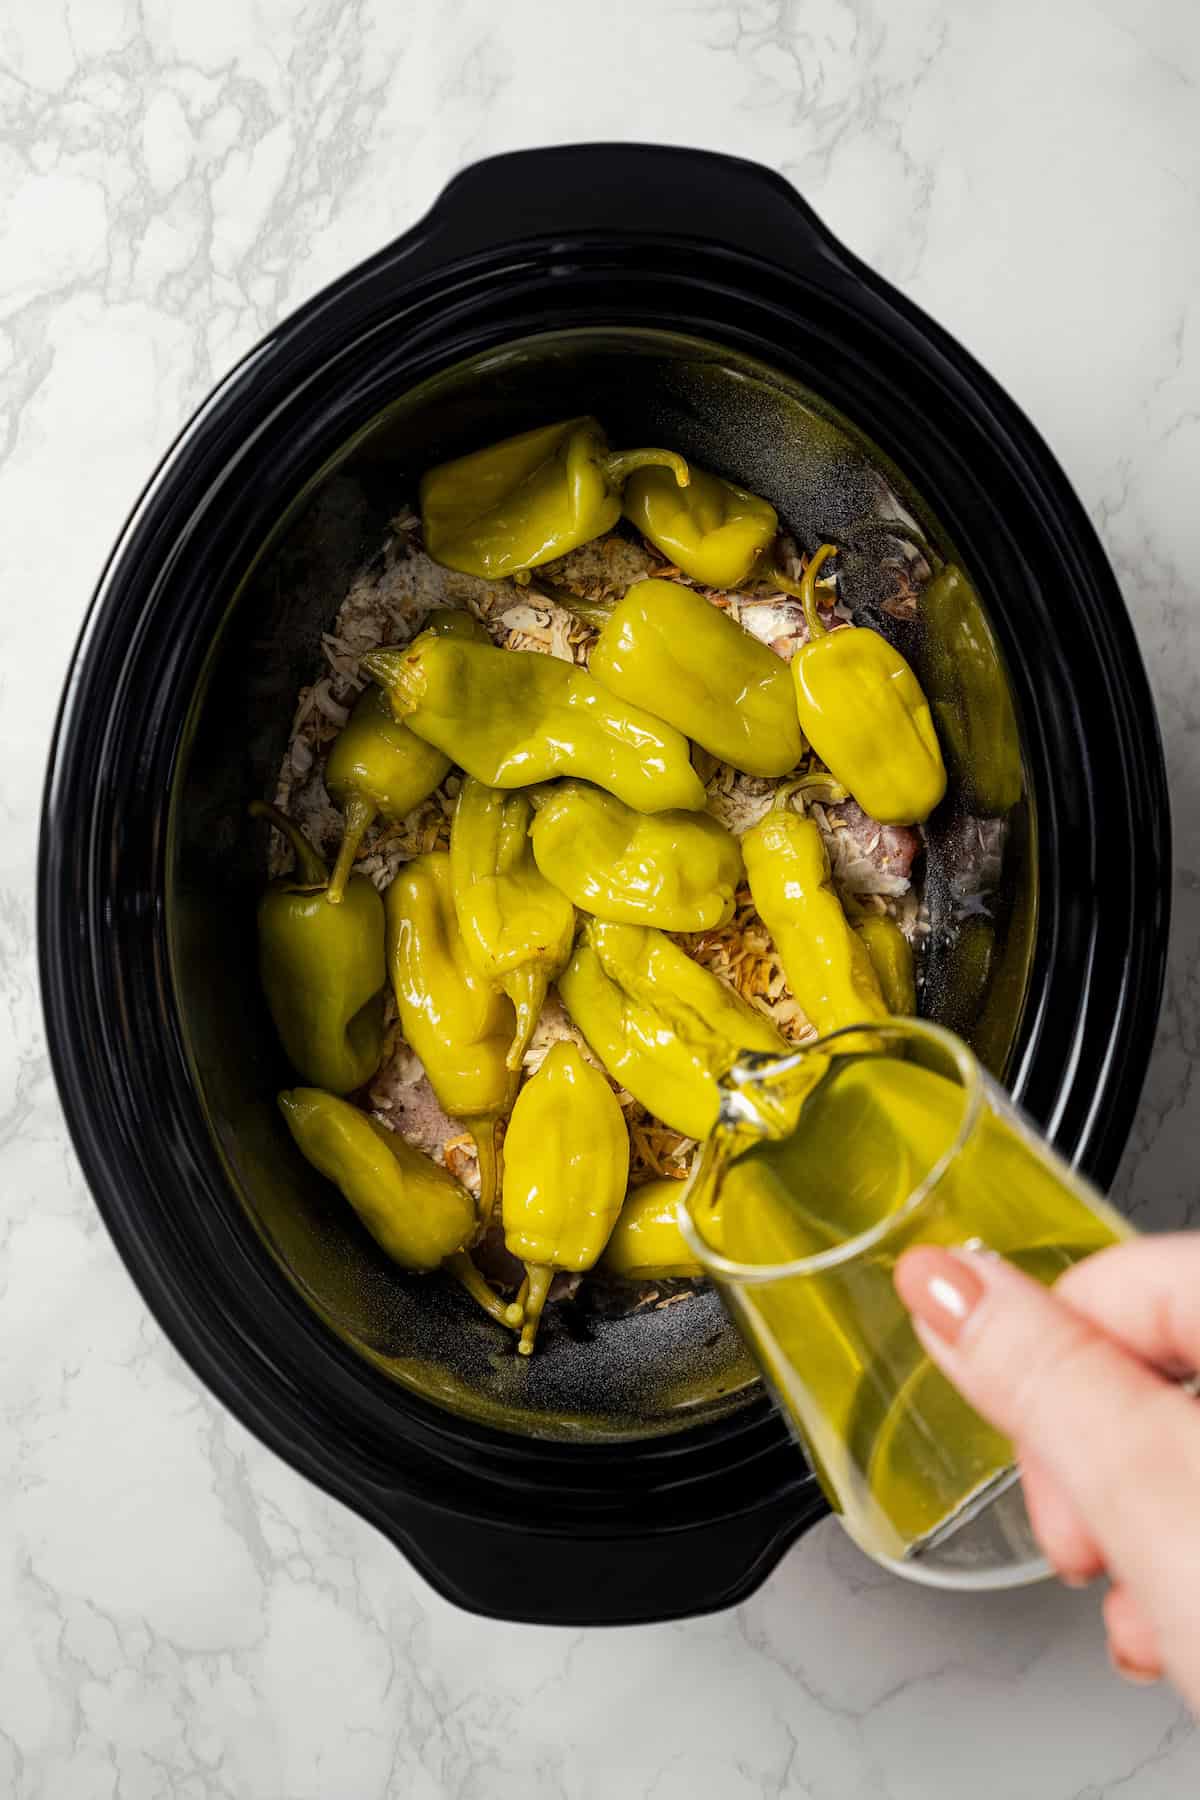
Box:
39;145;1170;1625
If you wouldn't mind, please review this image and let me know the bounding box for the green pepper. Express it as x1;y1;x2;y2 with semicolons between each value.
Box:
920;563;1023;817
323;688;450;905
450;777;576;1071
600;1179;704;1281
855;914;917;1015
590;578;804;778
420;417;691;580
279;1088;521;1329
385;850;518;1228
250;802;385;1093
362;633;706;814
502;1041;629;1354
529;779;742;931
623;463;779;589
742;800;889;1040
791;545;947;825
558;919;786;1140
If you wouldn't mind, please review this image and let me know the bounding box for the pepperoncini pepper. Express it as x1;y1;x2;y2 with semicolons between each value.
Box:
790;545;947;825
529;779;743;932
250;801;385;1093
420;417;691;580
324;688;450;905
450;777;576;1071
385;851;519;1228
557;919;787;1140
502;1042;629;1354
323;612;491;905
939;915;997;1041
920;562;1023;817
279;1088;521;1330
600;1179;705;1281
590;579;804;779
623;463;780;589
854;914;917;1015
742;797;889;1041
362;633;706;814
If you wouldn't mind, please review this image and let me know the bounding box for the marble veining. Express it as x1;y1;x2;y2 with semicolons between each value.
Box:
4;0;1200;1793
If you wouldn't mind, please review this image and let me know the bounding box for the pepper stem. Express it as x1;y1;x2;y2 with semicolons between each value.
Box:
798;543;839;640
527;576;618;632
518;1264;555;1356
758;560;805;600
326;794;377;905
248;801;327;885
555;593;618;630
503;966;550;1072
470;1118;500;1233
604;447;691;490
445;1252;524;1330
758;549;837;637
360;646;423;718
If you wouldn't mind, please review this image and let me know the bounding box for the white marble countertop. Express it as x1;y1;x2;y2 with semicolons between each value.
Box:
4;1;1200;1794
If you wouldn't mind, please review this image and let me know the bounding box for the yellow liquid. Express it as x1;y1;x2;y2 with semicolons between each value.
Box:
709;1057;1129;1561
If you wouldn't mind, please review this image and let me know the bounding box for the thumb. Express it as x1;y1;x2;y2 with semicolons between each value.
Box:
895;1246;1200;1673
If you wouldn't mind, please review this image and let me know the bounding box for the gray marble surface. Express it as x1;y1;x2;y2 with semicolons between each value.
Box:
3;1;1199;1794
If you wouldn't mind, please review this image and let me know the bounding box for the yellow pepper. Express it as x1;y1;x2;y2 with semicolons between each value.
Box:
940;916;997;1040
449;777;576;1070
324;687;450;905
590;578;803;778
920;563;1023;817
362;632;706;814
558;919;786;1139
278;1088;520;1330
385;851;518;1228
623;463;779;589
742;803;889;1039
529;779;743;931
791;545;947;825
855;914;917;1015
420;417;690;580
324;617;491;904
502;1041;629;1355
601;1179;704;1281
249;802;386;1094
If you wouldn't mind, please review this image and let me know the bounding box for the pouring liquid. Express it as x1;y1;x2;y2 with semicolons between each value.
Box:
706;1056;1129;1563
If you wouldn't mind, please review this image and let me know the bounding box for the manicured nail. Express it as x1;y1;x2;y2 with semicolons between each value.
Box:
1110;1647;1161;1686
894;1247;986;1347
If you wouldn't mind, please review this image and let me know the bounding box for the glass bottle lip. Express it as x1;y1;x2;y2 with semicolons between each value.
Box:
677;1018;985;1285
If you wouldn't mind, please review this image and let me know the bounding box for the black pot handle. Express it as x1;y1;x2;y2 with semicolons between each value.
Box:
366;1485;831;1626
400;143;851;282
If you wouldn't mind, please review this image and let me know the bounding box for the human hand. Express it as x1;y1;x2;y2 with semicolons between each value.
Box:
895;1235;1200;1706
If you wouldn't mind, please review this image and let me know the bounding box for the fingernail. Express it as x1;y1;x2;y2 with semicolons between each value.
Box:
895;1247;986;1346
1110;1648;1161;1686
1061;1571;1098;1590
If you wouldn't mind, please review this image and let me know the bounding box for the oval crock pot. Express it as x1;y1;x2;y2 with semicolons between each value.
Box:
39;144;1170;1625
